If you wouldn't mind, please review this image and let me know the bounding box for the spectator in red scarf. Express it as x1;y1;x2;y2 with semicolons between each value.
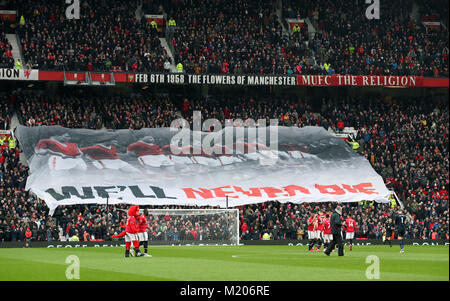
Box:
337;120;345;133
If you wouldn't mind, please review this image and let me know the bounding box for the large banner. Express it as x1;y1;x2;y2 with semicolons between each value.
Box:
16;125;390;214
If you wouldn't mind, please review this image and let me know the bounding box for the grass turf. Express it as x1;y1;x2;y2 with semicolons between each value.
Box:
0;245;448;281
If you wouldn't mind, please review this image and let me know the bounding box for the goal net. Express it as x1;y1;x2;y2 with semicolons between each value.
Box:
139;209;240;246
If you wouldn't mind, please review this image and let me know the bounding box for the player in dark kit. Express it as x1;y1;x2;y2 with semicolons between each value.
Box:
383;217;395;247
395;209;408;253
324;205;344;256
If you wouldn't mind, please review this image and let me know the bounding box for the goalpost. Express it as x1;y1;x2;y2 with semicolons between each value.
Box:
140;209;240;246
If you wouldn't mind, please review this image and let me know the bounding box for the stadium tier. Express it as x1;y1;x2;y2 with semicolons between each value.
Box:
0;18;14;69
0;0;447;77
12;0;170;72
0;89;448;243
0;0;448;248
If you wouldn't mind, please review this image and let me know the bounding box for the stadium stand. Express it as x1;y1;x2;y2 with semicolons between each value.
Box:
0;0;446;77
0;89;448;242
0;94;13;130
15;0;170;72
284;0;449;77
0;18;14;69
419;0;449;30
168;0;294;74
0;0;448;244
16;91;103;129
164;0;449;76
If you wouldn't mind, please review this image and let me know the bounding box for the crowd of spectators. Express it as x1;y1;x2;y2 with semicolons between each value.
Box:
0;94;13;130
1;0;448;77
283;0;448;77
0;19;14;69
15;90;178;129
14;90;327;131
169;0;298;75
240;200;448;241
15;0;170;72
0;89;448;242
166;0;448;76
100;94;178;129
51;205;236;243
16;90;103;129
419;0;449;29
0;145;41;242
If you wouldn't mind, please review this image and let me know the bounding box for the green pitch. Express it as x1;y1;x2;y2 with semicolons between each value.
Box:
0;245;448;281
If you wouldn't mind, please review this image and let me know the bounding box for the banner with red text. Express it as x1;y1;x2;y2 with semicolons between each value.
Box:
16;125;391;214
1;69;448;87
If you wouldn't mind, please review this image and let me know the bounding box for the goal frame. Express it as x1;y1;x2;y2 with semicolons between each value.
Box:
138;208;240;246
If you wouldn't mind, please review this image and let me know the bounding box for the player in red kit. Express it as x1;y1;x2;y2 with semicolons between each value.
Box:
316;210;327;252
344;215;357;251
322;214;332;252
112;230;126;238
137;209;151;257
307;213;318;252
124;205;145;257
